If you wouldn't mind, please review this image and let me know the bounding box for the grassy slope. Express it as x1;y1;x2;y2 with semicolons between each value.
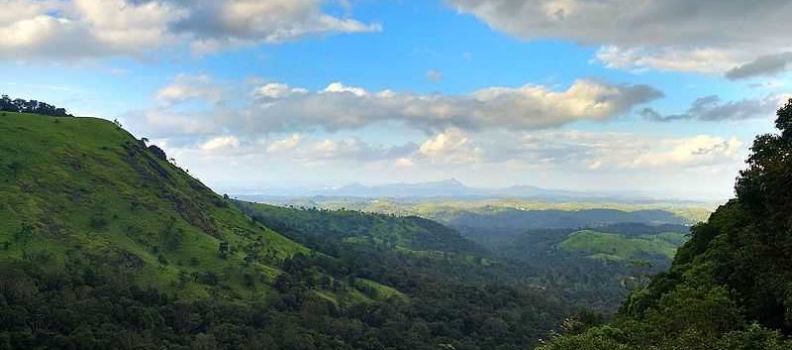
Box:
0;113;318;300
558;229;688;261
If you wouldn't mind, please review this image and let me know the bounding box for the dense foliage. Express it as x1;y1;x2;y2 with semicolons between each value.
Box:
537;100;792;349
0;95;72;117
0;111;571;349
234;202;487;256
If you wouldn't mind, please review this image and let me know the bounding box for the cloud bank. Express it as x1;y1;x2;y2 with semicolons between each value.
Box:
230;79;662;134
447;0;792;77
0;0;380;60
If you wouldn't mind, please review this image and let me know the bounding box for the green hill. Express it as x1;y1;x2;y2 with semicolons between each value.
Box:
537;100;792;349
234;201;488;258
0;111;571;350
558;230;687;261
0;112;324;299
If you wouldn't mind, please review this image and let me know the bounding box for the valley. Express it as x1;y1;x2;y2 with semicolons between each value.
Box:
2;101;792;350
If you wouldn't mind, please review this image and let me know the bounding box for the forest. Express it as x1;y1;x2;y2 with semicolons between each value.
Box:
2;98;792;350
536;100;792;349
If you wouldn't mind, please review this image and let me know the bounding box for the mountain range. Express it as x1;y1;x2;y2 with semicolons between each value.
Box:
234;178;712;203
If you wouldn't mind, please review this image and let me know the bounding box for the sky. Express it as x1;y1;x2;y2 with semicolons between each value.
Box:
1;0;791;201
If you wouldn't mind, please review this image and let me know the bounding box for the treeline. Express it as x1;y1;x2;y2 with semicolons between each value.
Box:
0;95;72;117
536;101;792;349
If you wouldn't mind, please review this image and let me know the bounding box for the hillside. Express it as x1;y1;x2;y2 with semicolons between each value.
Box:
537;100;792;349
558;230;687;262
0;112;315;299
0;112;571;350
233;201;488;258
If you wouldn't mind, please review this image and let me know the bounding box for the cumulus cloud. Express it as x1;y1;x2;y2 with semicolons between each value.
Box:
418;128;483;164
171;0;381;55
640;95;782;122
201;136;240;151
219;79;662;134
0;0;379;60
447;0;792;75
469;130;746;171
266;134;304;154
0;0;184;60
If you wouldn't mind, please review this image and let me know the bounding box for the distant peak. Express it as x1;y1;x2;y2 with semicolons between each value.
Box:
439;178;465;186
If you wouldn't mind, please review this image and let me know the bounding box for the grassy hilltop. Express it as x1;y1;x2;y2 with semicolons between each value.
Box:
0;112;339;300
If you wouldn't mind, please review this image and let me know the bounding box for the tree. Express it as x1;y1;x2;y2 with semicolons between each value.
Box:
0;94;71;116
148;145;168;160
218;241;230;259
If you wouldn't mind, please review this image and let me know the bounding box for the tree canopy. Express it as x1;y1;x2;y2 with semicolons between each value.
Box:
0;94;72;117
538;99;792;349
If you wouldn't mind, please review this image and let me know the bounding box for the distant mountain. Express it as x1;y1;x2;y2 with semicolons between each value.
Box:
235;178;705;203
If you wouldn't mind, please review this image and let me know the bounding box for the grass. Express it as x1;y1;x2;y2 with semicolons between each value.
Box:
558;230;688;261
0;113;352;301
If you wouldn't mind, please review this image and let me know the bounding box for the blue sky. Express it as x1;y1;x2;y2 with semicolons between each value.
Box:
1;0;790;200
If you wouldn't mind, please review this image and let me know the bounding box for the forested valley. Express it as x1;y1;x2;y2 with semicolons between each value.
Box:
3;97;792;349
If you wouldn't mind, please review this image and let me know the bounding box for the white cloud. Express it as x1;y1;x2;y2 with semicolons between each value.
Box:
255;83;309;99
266;134;303;153
156;74;223;105
220;79;662;134
174;0;381;54
627;136;742;168
147;127;746;200
0;0;183;60
137;77;662;136
418;128;483;164
201;136;240;151
322;82;369;97
0;0;379;60
158;128;746;179
448;0;792;76
595;46;739;75
394;157;414;167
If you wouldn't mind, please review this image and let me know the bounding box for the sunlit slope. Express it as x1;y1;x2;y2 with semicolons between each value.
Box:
558;230;688;261
0;113;307;298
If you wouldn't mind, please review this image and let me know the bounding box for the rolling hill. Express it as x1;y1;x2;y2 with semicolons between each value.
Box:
233;201;488;258
0;111;387;302
0;111;571;350
558;230;688;262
